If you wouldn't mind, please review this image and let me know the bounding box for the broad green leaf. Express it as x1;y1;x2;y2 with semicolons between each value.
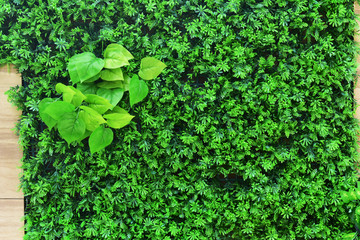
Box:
68;52;104;83
57;112;86;144
129;75;149;107
77;130;92;143
79;106;106;131
39;98;57;130
356;206;360;216
349;190;358;201
103;110;134;129
103;44;133;69
84;94;112;114
100;68;124;81
341;191;351;203
43;101;75;120
138;57;166;80
97;80;124;89
89;125;113;154
77;82;98;95
343;233;356;240
109;106;129;114
56;83;76;103
123;73;130;91
68;86;86;107
96;88;124;107
83;73;100;83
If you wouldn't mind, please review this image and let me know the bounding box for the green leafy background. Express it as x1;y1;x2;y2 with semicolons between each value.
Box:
1;0;360;239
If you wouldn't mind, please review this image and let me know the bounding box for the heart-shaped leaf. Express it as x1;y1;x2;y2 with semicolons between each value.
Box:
100;68;124;81
56;83;76;103
123;73;130;91
77;130;92;143
109;106;129;114
79;106;106;131
129;75;149;107
39;98;57;130
138;57;166;80
89;125;113;154
83;73;100;83
97;80;124;89
96;88;124;107
84;94;113;114
103;109;134;129
77;82;98;95
103;44;133;69
68;86;86;107
68;52;105;84
43;101;75;120
57;112;86;144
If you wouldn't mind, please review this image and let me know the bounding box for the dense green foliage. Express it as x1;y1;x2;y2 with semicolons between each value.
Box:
1;0;360;239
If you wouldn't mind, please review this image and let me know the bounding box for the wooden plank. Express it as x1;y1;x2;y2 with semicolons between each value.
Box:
0;64;22;199
356;3;360;88
0;199;24;240
355;2;360;14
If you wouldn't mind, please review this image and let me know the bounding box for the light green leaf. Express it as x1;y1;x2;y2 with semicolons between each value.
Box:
123;73;130;91
43;101;75;120
68;86;86;107
84;94;113;114
68;52;105;83
83;73;100;83
138;57;166;80
96;80;124;89
56;83;76;103
109;106;129;114
100;68;124;81
77;130;92;143
96;88;124;107
89;125;113;154
129;75;149;107
103;44;133;69
79;106;106;131
103;110;134;129
77;82;98;95
57;112;86;144
343;233;356;240
39;98;57;130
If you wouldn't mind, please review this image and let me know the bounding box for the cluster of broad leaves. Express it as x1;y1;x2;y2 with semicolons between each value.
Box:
39;44;166;154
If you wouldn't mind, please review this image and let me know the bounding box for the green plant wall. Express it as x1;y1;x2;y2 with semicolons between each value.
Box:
1;0;360;239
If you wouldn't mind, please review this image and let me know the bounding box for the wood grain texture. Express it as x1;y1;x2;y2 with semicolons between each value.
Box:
0;199;24;240
356;3;360;118
0;64;23;239
0;64;22;199
355;2;360;14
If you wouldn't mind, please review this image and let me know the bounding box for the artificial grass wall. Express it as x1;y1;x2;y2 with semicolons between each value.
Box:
1;0;360;239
